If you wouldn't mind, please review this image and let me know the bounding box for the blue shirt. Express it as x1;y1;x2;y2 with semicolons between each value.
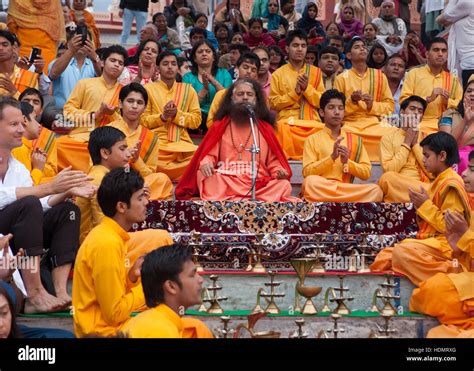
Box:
182;68;232;114
48;57;96;109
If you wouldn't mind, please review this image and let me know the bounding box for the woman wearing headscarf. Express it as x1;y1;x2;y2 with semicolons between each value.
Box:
337;4;364;42
262;0;289;41
296;2;325;39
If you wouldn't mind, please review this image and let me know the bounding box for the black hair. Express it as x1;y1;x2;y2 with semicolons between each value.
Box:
236;52;261;70
126;38;160;66
102;45;128;63
327;35;344;44
456;79;474;118
189;39;219;75
318;45;341;61
190;27;207;41
19;88;44;108
193;12;208;23
20;101;34;121
0;97;21;121
177;56;189;68
0;29;16;45
347;36;365;53
213;22;230;40
285;29;308;45
228;43;250;54
152;12;166;24
214;78;276;126
268;45;286;68
119;82;149;106
248;17;264;29
0;284;22;338
325;21;342;35
420;132;460;167
400;95;427;114
88;126;126;166
157;50;178;66
320;89;346;110
306;45;319;64
141;244;193;308
97;167;145;218
427;37;448;51
367;43;388;69
363;22;378;32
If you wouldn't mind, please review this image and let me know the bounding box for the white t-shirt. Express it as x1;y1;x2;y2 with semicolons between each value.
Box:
0;156;51;211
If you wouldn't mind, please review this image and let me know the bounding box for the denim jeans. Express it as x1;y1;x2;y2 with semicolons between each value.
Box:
120;8;148;44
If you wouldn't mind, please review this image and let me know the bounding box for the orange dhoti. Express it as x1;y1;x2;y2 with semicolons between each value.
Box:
276;119;324;160
370;240;461;285
378;172;429;203
198;171;298;202
157;149;195;181
410;272;474;338
302;175;383;202
56;136;91;173
144;173;173;200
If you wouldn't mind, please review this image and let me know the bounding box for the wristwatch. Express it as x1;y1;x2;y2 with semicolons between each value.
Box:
94;55;101;63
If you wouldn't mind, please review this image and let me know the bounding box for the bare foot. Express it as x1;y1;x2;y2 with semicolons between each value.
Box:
24;291;68;314
56;293;72;307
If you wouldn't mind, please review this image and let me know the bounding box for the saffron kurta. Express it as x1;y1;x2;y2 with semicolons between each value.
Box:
334;68;395;162
59;76;122;172
123;304;213;338
378;128;431;202
206;88;226;128
108;118;173;201
141;80;201;180
11;128;57;185
400;65;462;135
371;168;472;285
72;216;173;337
409;218;474;338
197;123;299;202
302;127;383;202
0;65;39;99
269;63;325;160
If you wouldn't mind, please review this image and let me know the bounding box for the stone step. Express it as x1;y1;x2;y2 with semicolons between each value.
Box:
199;271;413;314
16;312;438;338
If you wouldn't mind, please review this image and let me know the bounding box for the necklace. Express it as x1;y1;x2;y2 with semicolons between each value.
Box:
229;122;252;160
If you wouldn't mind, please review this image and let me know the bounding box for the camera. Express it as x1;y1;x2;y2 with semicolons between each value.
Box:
76;24;88;46
29;47;41;64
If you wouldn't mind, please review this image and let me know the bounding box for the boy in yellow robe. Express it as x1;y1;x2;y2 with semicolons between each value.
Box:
409;152;474;338
59;45;127;173
379;95;432;202
72;168;173;338
269;29;325;160
108;83;173;201
206;53;260;128
302;89;383;202
76;126;171;243
0;30;39;98
371;132;473;285
12;101;57;185
123;244;213;338
399;37;462;136
141;51;202;180
334;38;394;162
